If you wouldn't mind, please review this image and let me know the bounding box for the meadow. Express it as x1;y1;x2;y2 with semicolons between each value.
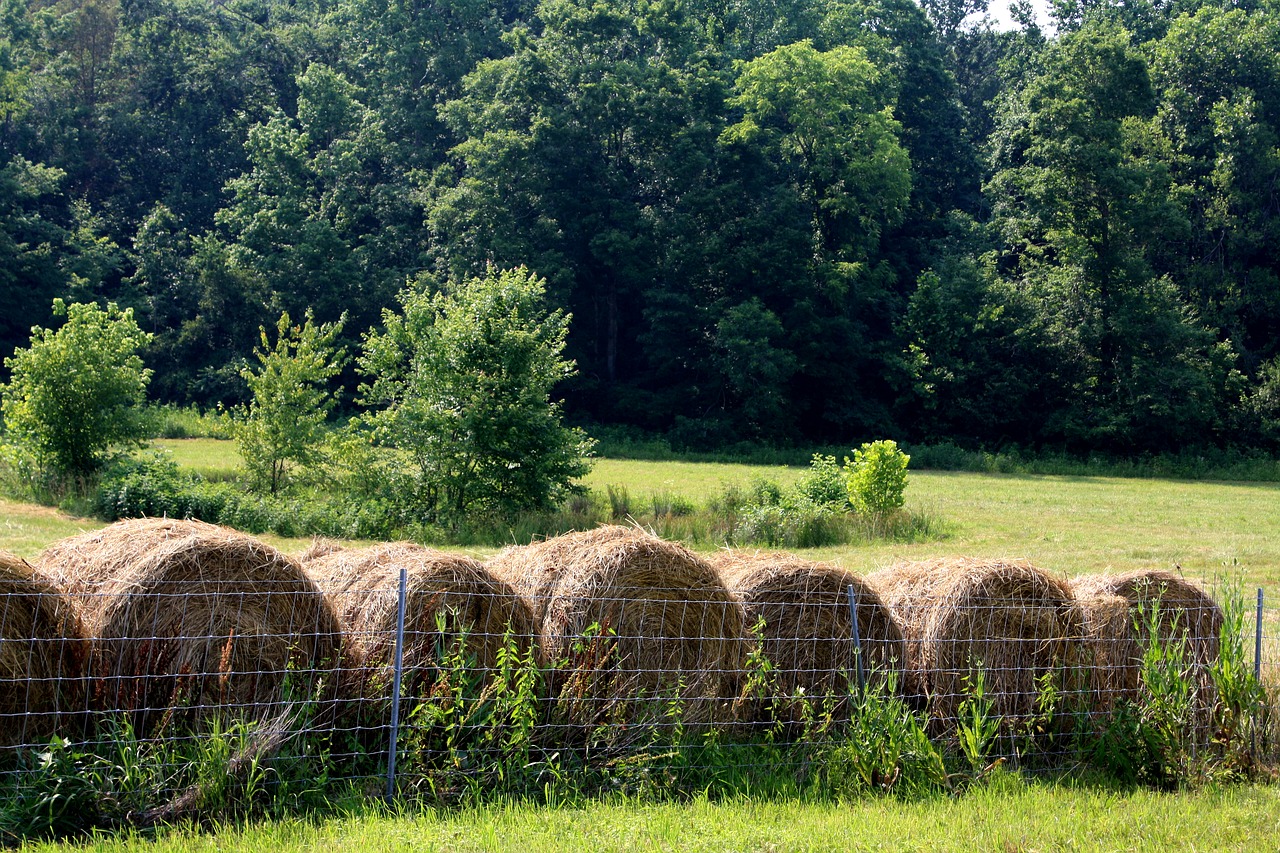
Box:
14;437;1280;593
7;440;1280;851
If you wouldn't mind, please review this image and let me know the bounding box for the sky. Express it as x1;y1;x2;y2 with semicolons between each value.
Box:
983;0;1056;31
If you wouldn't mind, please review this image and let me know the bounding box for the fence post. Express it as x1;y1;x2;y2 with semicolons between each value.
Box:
1256;588;1264;683
386;565;409;800
846;584;866;696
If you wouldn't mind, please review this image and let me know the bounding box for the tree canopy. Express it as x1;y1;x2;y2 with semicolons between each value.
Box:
3;0;1280;456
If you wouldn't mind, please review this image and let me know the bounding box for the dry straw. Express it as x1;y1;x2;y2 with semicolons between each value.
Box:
710;551;906;723
1070;569;1223;711
867;557;1084;730
305;543;536;715
487;526;745;727
38;518;341;735
0;552;85;749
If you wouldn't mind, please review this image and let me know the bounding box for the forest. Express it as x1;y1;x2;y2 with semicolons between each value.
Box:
2;0;1279;456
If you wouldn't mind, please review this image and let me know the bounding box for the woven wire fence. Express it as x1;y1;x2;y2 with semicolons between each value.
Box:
0;520;1273;822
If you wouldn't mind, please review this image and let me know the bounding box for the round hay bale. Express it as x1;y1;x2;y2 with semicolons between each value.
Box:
867;557;1085;732
0;552;85;749
487;526;745;728
709;551;907;724
1070;570;1222;713
37;519;341;735
306;543;537;715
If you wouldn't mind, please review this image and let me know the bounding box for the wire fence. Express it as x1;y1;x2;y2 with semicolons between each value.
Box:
0;520;1275;825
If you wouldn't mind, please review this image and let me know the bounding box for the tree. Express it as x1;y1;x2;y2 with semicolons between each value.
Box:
2;298;152;481
987;23;1234;452
721;39;911;272
237;310;346;494
358;266;593;523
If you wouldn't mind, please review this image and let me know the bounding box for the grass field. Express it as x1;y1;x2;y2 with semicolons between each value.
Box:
50;439;1280;595
19;778;1280;852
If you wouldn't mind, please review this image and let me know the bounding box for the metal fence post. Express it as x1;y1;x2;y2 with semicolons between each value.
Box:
1256;588;1264;683
386;565;409;800
846;584;866;696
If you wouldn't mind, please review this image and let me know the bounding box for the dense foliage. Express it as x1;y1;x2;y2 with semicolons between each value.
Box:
1;299;152;480
3;0;1280;455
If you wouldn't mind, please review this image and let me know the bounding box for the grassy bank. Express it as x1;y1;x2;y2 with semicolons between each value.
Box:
20;777;1280;852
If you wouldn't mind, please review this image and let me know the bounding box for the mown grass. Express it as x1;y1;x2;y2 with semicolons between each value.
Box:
19;777;1280;852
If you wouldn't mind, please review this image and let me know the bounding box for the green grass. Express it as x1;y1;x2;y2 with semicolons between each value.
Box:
19;778;1280;852
0;498;100;559
150;438;244;481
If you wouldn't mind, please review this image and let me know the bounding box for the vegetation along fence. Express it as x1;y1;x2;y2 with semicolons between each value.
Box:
0;519;1272;835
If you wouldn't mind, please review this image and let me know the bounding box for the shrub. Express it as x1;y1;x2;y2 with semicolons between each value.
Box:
236;311;345;495
795;453;849;508
358;267;594;525
1;300;153;485
846;440;910;516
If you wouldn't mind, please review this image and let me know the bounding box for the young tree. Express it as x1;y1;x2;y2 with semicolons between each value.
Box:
1;299;152;481
359;266;593;523
237;310;346;495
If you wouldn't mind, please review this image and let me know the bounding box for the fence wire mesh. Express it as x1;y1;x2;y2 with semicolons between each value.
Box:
0;520;1274;819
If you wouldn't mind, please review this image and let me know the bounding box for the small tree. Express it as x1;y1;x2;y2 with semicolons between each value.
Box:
1;299;153;483
237;310;346;494
845;440;910;517
359;266;593;523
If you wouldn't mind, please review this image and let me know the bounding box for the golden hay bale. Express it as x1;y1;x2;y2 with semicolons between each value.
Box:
709;551;907;722
867;557;1084;730
1070;570;1223;711
305;543;536;710
487;526;745;726
37;519;341;735
0;552;85;749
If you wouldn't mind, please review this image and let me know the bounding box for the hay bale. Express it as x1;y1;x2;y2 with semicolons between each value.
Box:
710;551;907;723
38;519;341;735
487;526;745;727
0;552;85;749
306;543;536;713
867;557;1085;731
1070;570;1223;712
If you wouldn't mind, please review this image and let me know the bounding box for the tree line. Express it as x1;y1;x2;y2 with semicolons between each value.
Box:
3;0;1280;456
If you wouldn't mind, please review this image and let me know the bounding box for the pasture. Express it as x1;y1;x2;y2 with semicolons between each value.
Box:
20;438;1280;595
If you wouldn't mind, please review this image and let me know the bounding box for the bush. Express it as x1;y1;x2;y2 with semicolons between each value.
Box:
795;453;849;508
358;267;594;525
1;300;153;485
236;311;345;494
846;440;910;516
